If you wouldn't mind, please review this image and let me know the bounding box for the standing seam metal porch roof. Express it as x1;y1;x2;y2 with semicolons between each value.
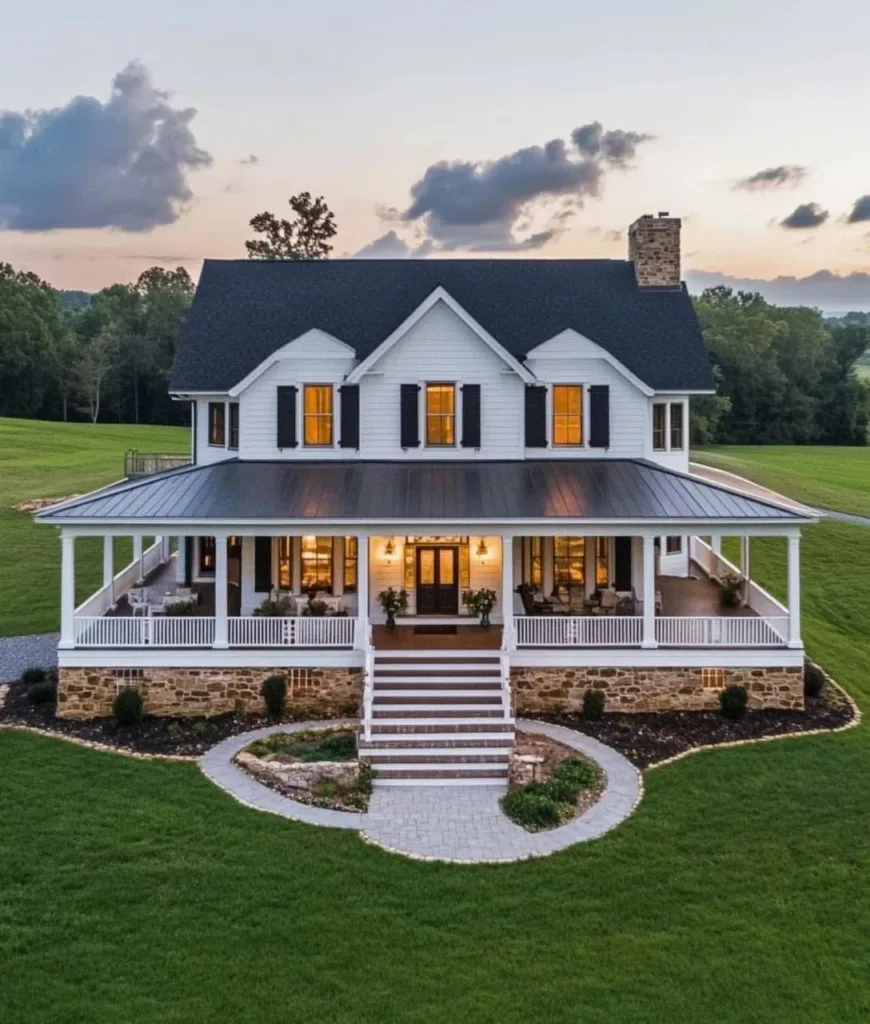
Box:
37;460;812;523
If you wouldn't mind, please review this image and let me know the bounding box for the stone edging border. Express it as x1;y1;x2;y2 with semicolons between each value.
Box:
646;662;861;772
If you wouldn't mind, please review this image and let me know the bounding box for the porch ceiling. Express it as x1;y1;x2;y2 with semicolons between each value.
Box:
38;458;813;526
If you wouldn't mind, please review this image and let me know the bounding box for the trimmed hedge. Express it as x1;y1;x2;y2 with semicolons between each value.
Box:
502;756;603;832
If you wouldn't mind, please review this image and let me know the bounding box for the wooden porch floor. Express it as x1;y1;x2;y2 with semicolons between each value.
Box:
372;625;503;650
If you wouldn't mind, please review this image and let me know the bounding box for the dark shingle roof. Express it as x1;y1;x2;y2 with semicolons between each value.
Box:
169;259;713;393
38;460;808;524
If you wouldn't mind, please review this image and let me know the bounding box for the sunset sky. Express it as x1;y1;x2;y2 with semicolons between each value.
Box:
2;0;869;309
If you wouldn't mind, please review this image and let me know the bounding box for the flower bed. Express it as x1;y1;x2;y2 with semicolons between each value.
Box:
502;731;606;832
233;728;372;812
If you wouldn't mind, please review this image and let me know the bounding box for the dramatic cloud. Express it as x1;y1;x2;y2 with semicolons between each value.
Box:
686;269;870;313
0;62;212;232
780;203;829;230
734;165;807;191
846;194;870;224
355;121;653;257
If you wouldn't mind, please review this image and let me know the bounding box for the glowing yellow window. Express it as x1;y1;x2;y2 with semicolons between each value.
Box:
425;384;455;446
552;385;583;446
303;385;333;446
595;537;610;587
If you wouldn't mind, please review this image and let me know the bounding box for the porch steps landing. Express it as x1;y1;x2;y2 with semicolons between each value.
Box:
360;652;514;787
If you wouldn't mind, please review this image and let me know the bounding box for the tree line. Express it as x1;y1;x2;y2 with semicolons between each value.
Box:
1;192;868;442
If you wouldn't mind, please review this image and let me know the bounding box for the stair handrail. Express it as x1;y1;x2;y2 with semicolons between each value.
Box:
499;650;512;721
362;625;374;742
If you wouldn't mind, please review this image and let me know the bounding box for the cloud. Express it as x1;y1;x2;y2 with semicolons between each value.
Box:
354;230;414;259
355;121;653;257
239;154;259;166
686;268;870;313
734;165;808;191
0;61;212;232
846;195;870;224
780;203;829;230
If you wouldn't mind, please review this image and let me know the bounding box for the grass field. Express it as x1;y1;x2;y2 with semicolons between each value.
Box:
1;434;869;1021
0;417;187;636
694;445;870;516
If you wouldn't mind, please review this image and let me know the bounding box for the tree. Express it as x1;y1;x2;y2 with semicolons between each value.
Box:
74;325;119;423
245;192;337;260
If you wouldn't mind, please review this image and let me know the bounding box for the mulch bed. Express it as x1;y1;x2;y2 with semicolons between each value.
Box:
512;730;606;820
0;683;341;758
529;685;855;769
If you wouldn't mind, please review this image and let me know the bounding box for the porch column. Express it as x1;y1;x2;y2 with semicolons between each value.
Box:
102;534;114;588
214;535;229;648
133;534;144;583
741;536;751;578
356;535;370;649
788;533;802;648
502;535;514;651
642;534;657;648
59;531;76;649
176;537;187;583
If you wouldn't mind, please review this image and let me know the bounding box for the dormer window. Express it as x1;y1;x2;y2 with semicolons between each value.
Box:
552;385;583;446
303;385;333;446
425;383;455;446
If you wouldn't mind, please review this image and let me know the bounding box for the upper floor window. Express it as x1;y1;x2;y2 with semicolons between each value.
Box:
344;536;358;592
301;535;333;591
304;385;333;446
425;383;455;446
208;403;225;446
228;403;239;450
653;401;685;452
552;385;583;446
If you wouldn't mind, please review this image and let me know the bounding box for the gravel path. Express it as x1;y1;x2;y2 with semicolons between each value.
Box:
0;634;59;683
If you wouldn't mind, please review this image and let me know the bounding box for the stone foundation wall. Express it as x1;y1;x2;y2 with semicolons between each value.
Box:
58;667;363;720
512;666;804;714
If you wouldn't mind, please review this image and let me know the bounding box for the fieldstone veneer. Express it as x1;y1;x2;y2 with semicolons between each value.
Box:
511;666;804;713
57;667;363;720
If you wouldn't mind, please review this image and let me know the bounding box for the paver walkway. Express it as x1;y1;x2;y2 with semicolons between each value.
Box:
0;633;59;683
199;719;642;863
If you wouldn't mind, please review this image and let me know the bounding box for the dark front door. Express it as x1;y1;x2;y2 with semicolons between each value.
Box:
416;546;459;614
614;536;633;591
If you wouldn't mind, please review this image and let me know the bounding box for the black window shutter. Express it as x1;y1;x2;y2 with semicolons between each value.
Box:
276;386;297;448
191;400;197;463
254;537;273;592
524;386;547;448
589;385;610;448
339;385;360;449
614;537;632;591
183;537;193;586
400;384;420;448
461;384;481;448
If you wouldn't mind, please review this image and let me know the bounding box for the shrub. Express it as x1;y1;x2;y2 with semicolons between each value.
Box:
582;689;605;720
719;683;748;721
551;757;602;791
113;687;144;726
804;662;825;699
261;675;287;719
164;601;197;616
27;680;57;705
717;572;744;609
19;666;47;686
502;785;562;830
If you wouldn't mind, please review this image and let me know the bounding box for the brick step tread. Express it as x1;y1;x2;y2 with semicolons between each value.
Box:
375;777;508;788
373;674;502;683
373;767;509;779
360;736;514;747
373;702;507;712
373;689;503;701
372;710;505;719
373;682;502;692
369;722;515;734
362;750;512;762
374;652;500;661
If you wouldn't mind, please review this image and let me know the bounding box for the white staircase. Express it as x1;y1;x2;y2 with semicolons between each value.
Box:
359;651;515;787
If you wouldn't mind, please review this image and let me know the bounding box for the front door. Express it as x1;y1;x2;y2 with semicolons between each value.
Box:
416;546;459;614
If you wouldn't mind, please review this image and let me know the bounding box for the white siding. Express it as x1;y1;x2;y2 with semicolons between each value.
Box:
194;397;236;466
359;300;525;459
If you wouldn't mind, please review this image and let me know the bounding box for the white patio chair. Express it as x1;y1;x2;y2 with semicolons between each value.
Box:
128;588;149;617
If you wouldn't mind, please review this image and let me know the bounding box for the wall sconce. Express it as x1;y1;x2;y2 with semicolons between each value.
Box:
475;539;488;564
384;538;396;564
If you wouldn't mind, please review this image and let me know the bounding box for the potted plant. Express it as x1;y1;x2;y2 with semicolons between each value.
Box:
253;595;293;617
377;587;408;628
717;571;744;609
463;587;497;627
303;597;329;617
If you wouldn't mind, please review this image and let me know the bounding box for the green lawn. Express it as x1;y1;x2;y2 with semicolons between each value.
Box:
0;417;187;636
694;445;870;516
1;444;870;1021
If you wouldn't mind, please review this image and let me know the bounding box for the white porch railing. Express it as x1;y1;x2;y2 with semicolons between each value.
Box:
516;616;643;647
656;616;789;647
72;614;356;648
74;539;166;618
689;537;790;619
227;616;355;647
362;631;374;742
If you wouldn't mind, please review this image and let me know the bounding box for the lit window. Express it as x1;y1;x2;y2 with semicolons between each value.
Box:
301;536;333;591
530;537;542;588
208;403;225;446
595;537;610;587
670;402;684;450
666;536;682;554
228;403;239;449
303;385;333;446
199;536;216;575
278;537;292;590
652;403;667;451
554;536;585;596
552;385;583;446
425;384;455;445
701;668;726;690
344;537;358;593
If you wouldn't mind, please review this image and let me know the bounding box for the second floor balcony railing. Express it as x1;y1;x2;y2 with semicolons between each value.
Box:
124;450;192;478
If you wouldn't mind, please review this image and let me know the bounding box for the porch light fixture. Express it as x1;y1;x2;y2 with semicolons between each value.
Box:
384;538;396;563
475;539;488;563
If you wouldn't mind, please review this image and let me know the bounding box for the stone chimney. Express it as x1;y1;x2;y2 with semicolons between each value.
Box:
628;212;681;288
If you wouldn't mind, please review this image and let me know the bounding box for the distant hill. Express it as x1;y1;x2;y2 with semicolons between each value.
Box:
825;311;870;327
56;290;91;310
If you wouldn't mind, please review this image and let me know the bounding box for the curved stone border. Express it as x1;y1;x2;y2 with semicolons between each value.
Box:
199;719;363;830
